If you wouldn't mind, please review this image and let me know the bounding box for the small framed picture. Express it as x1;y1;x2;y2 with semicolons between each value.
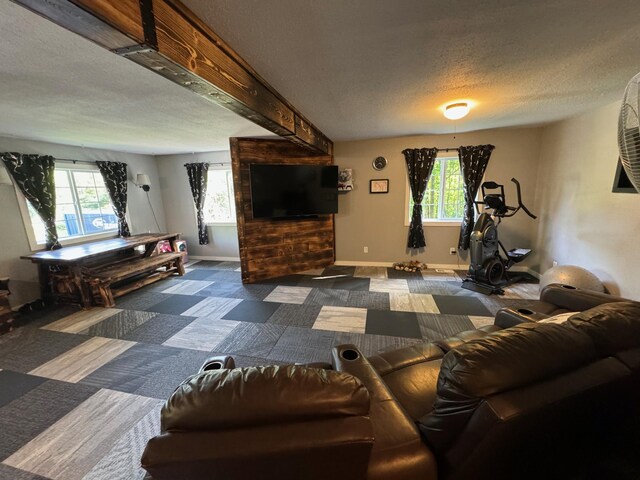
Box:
370;179;389;194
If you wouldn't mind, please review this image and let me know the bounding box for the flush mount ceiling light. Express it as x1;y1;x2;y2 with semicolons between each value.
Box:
444;102;470;120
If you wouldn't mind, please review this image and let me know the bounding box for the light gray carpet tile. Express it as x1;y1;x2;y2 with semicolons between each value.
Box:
408;279;463;295
264;286;313;304
181;296;242;318
4;390;158;480
312;306;367;334
80;310;157;339
0;329;88;373
132;349;214;400
29;337;136;383
369;278;410;294
120;314;197;345
195;282;246;298
208;270;243;283
114;291;168;311
353;266;388;279
417;313;475;340
303;288;350;306
163;318;239;352
389;293;440;313
345;291;391;310
267;326;336;364
160;280;214;295
82;403;162;480
0;464;52;480
267;303;322;328
333;331;423;357
79;343;184;395
214;323;286;358
0;380;98;462
42;308;122;334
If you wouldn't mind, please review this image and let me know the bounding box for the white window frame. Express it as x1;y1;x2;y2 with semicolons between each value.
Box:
204;165;237;227
404;156;464;227
14;161;126;251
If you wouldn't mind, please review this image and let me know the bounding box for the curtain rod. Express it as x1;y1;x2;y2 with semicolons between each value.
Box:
55;158;95;164
435;147;459;152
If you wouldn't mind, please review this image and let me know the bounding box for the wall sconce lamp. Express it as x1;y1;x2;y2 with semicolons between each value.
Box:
0;164;13;185
136;173;151;192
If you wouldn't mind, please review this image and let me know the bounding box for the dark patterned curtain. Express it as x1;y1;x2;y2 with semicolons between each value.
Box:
402;148;439;249
457;144;495;250
0;152;61;250
185;163;209;245
96;161;131;237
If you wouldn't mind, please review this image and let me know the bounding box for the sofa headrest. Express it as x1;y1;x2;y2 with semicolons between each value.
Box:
438;321;597;398
566;301;640;356
161;365;370;432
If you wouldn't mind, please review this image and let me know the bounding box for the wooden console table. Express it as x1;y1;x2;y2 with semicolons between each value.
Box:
22;233;185;308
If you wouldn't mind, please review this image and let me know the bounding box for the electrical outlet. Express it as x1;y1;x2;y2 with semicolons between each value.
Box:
363;246;369;254
449;247;457;255
552;260;558;267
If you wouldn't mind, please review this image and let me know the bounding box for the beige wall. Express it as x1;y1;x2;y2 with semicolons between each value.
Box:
0;137;166;306
334;127;542;266
533;101;640;299
156;151;240;260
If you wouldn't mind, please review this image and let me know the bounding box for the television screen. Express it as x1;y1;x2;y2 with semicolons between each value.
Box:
250;164;338;218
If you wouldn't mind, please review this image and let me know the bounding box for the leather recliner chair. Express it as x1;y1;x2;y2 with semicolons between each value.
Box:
141;284;640;480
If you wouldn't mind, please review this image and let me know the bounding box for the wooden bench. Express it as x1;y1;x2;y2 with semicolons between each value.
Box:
0;277;13;334
85;252;185;307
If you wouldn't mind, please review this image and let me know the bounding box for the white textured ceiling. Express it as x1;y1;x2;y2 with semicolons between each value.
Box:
184;0;640;139
0;1;271;155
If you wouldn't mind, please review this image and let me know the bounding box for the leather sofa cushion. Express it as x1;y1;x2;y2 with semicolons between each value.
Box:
434;325;502;352
162;365;369;432
566;301;640;357
418;322;597;453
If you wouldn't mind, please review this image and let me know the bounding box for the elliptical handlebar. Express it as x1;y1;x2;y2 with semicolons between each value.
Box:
510;178;537;219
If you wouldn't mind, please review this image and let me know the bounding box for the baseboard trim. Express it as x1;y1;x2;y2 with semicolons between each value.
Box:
334;260;541;278
189;255;241;262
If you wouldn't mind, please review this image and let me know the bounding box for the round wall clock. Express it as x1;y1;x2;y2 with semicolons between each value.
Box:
373;156;387;170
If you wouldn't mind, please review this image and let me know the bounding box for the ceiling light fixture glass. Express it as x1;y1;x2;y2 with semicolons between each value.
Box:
444;102;470;120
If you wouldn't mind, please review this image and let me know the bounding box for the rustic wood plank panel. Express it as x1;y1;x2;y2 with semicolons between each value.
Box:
231;138;335;284
11;0;140;49
153;0;295;135
72;0;144;43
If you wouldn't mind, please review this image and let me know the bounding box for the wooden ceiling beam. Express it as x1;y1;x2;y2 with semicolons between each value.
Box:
10;0;333;155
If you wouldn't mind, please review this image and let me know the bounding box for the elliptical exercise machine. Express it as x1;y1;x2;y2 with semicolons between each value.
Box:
461;178;536;295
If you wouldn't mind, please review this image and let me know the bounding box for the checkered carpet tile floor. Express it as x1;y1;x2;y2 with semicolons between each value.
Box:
0;260;540;480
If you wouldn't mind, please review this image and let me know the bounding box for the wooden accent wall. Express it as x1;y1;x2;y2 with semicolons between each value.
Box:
12;0;332;155
231;138;335;283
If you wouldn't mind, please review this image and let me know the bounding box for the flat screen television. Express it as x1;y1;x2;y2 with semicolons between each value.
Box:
250;164;338;218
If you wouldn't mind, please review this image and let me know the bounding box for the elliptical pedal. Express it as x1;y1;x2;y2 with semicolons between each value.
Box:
507;248;531;263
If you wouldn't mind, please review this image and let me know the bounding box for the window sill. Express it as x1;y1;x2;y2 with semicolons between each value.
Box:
404;220;462;227
206;223;237;227
30;231;119;251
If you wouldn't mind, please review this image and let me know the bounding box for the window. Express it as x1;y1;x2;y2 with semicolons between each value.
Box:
21;163;119;247
204;167;236;224
407;157;465;223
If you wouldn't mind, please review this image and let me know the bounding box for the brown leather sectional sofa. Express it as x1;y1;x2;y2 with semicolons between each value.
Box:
142;284;640;480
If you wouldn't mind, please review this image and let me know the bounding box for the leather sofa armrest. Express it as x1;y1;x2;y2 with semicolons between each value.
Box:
541;283;629;311
495;308;551;329
332;344;438;480
367;342;444;376
199;355;235;372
